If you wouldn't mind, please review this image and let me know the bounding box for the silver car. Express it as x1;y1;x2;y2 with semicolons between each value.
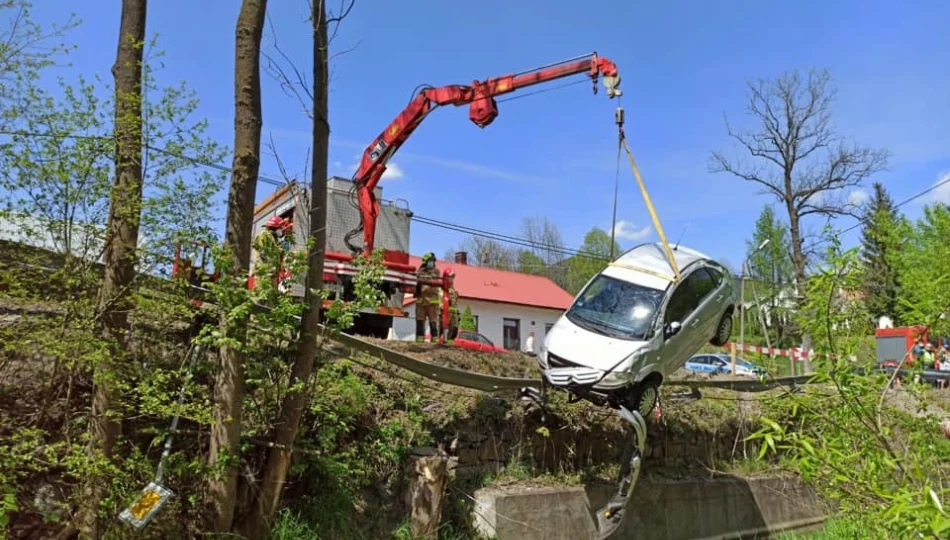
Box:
537;243;738;417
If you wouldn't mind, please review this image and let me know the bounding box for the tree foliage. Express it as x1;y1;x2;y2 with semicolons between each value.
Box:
893;203;950;333
750;239;950;537
745;204;796;346
0;0;79;114
459;306;476;332
859;182;904;325
563;227;617;294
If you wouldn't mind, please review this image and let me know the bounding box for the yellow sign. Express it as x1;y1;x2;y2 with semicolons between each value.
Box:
497;81;509;91
129;489;162;520
388;123;400;136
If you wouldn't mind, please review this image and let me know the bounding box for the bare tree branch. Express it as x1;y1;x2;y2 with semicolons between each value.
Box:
326;0;355;42
709;67;890;303
263;12;313;119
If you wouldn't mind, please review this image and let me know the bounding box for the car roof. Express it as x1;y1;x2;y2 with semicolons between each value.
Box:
601;243;716;291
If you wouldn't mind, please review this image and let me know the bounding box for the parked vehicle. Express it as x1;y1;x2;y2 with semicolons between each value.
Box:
538;243;739;418
453;331;507;353
684;353;765;377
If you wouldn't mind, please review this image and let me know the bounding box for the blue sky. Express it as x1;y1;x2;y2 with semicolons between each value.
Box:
28;0;950;270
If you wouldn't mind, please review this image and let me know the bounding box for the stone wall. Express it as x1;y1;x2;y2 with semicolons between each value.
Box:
438;395;756;479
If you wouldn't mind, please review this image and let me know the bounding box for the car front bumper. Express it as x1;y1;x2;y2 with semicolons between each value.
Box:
538;349;634;391
542;366;633;390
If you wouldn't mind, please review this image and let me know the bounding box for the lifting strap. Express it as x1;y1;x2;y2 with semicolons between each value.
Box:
614;107;681;282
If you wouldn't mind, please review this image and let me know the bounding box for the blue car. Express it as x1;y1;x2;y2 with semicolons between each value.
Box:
684;353;765;377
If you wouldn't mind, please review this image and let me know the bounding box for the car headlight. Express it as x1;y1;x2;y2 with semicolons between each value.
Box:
597;370;633;390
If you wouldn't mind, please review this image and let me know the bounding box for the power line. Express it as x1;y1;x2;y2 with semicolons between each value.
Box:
0;128;610;262
796;174;950;257
412;215;607;261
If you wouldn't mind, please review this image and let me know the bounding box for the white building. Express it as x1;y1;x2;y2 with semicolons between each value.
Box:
392;251;574;353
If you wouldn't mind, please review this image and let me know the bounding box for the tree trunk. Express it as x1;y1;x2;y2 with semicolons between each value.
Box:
786;199;813;372
77;1;146;538
408;453;449;539
206;0;266;532
237;3;329;537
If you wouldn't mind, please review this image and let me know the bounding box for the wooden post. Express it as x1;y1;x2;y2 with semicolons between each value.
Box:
408;449;449;539
731;342;737;375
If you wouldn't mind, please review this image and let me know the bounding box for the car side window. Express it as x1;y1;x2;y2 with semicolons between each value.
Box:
664;275;695;324
705;266;723;287
665;269;708;324
477;334;493;345
690;268;717;301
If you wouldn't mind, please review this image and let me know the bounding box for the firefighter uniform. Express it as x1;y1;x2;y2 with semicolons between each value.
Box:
447;285;460;341
251;216;292;291
415;253;441;341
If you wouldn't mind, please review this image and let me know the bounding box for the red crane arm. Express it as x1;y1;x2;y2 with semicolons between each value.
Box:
344;52;622;257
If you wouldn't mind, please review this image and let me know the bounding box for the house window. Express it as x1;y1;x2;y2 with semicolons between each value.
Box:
503;318;521;350
544;323;554;336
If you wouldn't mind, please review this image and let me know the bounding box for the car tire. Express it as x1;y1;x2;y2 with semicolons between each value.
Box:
709;311;733;346
629;379;660;418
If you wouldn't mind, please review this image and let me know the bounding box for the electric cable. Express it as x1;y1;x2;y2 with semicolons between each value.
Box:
6;126;948;286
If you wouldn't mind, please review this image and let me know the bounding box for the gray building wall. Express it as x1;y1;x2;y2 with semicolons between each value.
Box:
252;177;412;257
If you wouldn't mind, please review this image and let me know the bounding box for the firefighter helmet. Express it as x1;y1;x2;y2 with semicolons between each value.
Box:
265;215;292;232
422;252;435;264
443;268;455;278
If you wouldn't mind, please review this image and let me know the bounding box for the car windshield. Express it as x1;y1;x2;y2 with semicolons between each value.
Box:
566;273;665;341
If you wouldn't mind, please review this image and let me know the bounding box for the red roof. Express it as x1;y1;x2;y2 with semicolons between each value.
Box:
407;255;574;310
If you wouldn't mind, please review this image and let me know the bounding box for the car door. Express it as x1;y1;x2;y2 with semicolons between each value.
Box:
692;355;713;373
656;269;709;374
697;265;729;338
711;356;730;374
476;333;495;352
680;267;722;347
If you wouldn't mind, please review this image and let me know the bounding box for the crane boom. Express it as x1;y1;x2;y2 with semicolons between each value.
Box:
344;52;623;256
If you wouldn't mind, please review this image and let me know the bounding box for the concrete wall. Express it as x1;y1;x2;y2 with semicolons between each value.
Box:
473;476;826;540
461;299;563;352
388;300;564;350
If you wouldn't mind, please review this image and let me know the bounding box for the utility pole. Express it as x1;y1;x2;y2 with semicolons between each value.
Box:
738;239;770;374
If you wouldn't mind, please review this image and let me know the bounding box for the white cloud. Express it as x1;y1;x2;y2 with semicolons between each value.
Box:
930;171;950;204
382;162;404;180
345;160;404;180
332;161;343;169
612;220;652;241
847;188;870;207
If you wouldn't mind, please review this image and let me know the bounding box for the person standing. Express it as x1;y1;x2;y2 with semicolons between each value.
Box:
251;215;293;291
443;268;459;342
415;252;441;342
525;331;535;355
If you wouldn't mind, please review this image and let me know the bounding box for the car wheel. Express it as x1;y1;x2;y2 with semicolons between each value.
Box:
709;311;733;346
629;379;660;418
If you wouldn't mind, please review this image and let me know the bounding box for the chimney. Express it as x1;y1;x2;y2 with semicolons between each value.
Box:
454;251;468;265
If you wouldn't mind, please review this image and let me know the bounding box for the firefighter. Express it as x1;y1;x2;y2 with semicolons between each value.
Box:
252;215;293;291
443;268;460;342
415;252;441;342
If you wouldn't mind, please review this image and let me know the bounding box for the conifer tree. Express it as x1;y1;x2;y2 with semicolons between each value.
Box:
859;182;902;323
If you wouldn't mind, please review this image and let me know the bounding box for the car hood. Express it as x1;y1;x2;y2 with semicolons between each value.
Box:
543;315;648;372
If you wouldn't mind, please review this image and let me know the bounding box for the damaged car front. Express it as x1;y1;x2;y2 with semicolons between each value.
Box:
537;269;668;409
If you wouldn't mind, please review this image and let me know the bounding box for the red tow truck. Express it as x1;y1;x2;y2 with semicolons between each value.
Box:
176;52;623;338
